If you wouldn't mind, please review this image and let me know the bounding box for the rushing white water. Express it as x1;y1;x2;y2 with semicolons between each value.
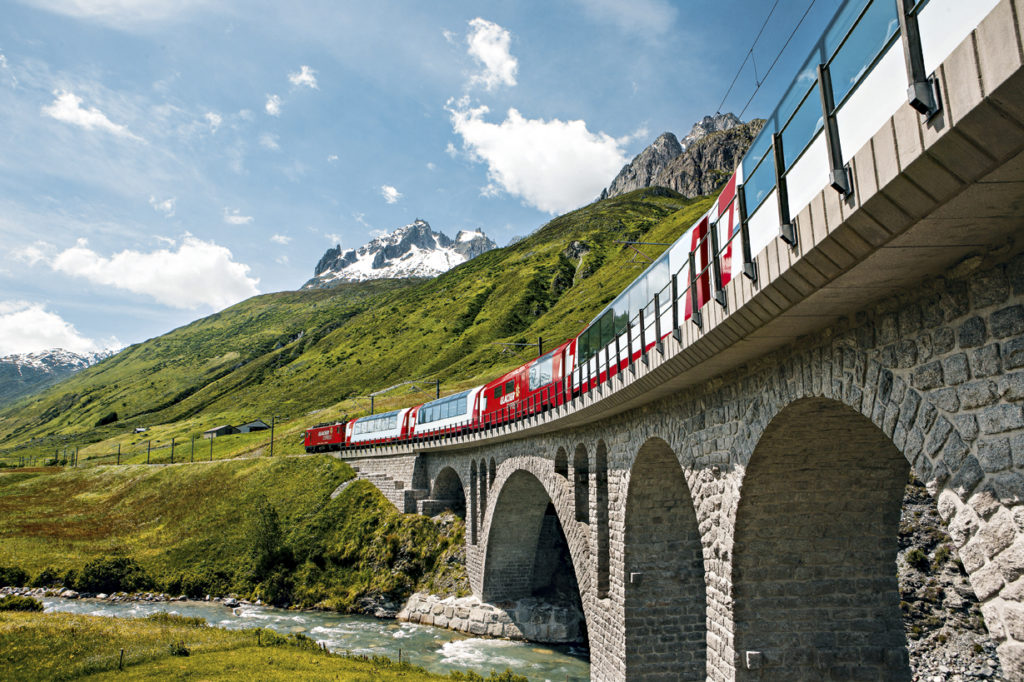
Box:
41;597;590;681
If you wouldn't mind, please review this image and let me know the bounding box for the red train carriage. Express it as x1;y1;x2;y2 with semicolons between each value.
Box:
480;340;573;427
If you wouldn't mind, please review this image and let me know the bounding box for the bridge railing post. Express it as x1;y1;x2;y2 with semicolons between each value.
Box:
688;251;703;330
897;0;941;118
772;132;797;246
639;307;648;365
737;184;757;281
654;292;664;355
671;273;681;341
816;62;852;196
709;219;727;309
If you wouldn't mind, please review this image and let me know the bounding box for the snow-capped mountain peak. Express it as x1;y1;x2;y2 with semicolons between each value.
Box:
303;219;496;288
0;348;113;374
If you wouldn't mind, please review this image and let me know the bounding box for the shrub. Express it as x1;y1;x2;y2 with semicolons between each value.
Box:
906;548;930;573
0;595;43;611
76;556;151;594
145;612;206;628
31;567;62;588
0;566;29;587
168;641;190;657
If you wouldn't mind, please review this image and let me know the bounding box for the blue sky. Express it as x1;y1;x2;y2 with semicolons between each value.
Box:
0;0;842;355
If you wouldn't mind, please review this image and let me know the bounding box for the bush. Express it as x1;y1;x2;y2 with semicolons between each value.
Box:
168;641;190;657
0;595;43;612
906;548;930;573
76;556;151;594
145;612;206;628
94;411;118;427
0;566;29;587
31;567;62;588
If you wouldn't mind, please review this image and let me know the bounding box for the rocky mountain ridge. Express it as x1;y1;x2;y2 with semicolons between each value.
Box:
0;349;113;408
601;112;761;201
304;219;496;289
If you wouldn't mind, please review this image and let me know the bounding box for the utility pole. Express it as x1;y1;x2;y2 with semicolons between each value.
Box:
191;436;195;463
170;437;175;464
269;416;284;457
147;440;151;464
436;379;440;399
209;436;214;461
116;443;120;465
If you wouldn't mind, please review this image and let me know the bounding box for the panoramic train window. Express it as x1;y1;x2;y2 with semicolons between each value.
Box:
418;390;471;424
529;353;554;390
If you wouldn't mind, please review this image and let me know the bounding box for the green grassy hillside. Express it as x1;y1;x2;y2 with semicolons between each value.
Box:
0;458;466;610
0;188;713;462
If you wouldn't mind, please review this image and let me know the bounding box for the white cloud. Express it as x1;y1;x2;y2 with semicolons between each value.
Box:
466;18;517;91
12;242;52;266
148;195;175;217
42;89;143;141
569;0;677;35
204;111;221;132
327;154;338;162
259;132;280;150
288;65;318;89
15;0;203;28
426;162;436;171
223;208;253;225
0;52;14;86
368;229;387;238
270;234;290;245
448;102;628;214
43;237;259;310
326;232;342;244
352;212;370;229
445;142;458;158
442;29;457;45
265;94;282;116
275;255;289;265
153;235;176;246
380;185;402;204
0;301;103;355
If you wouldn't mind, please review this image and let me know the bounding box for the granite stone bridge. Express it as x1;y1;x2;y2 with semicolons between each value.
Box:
339;0;1024;678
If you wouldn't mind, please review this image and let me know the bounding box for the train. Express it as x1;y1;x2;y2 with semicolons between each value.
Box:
304;173;744;453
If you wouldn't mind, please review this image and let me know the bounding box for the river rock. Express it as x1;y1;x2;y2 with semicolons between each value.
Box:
59;589;79;599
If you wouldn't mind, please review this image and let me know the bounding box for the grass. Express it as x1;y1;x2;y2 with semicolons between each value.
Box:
0;610;502;681
0;188;715;465
0;458;467;609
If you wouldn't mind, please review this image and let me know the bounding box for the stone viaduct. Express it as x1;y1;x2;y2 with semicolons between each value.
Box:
341;1;1024;679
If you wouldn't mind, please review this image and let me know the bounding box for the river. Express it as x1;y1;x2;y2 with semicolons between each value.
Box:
42;597;591;681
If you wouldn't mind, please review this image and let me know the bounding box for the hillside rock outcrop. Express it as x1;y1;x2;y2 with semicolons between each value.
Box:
600;113;763;201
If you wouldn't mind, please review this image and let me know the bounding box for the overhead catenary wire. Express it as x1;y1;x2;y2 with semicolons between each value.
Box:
715;0;782;114
715;0;819;120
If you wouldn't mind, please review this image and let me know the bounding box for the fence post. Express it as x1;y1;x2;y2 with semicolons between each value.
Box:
147;440;151;464
210;436;213;461
170;437;175;464
117;444;120;466
654;292;664;354
191;436;195;463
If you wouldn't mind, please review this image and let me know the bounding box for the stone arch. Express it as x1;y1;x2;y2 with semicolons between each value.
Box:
469;465;478;544
624;436;706;680
554;447;568;478
573;444;589;523
481;467;587;643
594;440;609;599
488;457;496;488
733;397;910;680
478;459;487;536
430;466;466;519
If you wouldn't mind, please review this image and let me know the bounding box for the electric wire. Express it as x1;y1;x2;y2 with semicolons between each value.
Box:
737;0;819;120
715;0;782;114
